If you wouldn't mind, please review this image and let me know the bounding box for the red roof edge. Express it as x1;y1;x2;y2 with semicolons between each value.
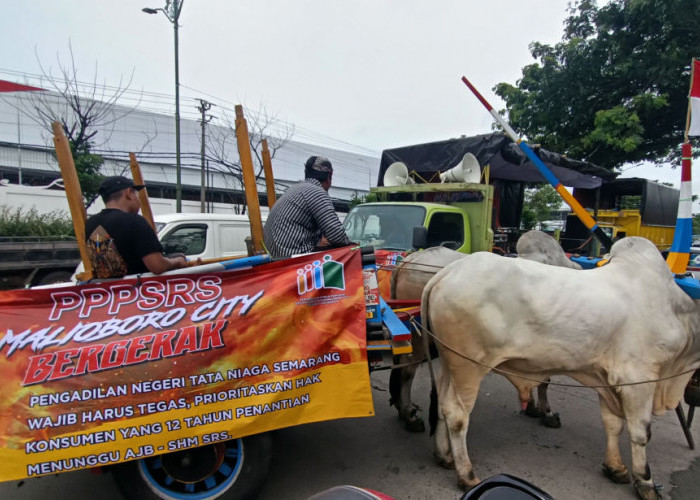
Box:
0;80;46;92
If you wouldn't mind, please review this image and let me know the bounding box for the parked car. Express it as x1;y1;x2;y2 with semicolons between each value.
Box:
686;246;700;279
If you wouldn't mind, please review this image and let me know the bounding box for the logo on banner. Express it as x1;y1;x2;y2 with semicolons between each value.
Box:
297;254;345;295
383;252;404;266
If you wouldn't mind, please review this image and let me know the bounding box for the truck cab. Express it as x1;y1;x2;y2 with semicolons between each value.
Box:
344;202;472;253
343;181;494;254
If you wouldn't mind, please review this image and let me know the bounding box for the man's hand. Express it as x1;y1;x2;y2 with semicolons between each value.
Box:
170;255;188;269
143;252;188;274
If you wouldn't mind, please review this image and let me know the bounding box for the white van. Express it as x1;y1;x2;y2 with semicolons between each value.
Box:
155;213;263;260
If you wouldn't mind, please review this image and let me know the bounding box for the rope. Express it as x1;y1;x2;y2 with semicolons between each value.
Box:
569;235;594;252
409;317;697;389
375;261;447;275
371;358;424;371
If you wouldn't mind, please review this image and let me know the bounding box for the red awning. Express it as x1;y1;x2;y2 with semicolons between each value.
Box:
0;80;45;92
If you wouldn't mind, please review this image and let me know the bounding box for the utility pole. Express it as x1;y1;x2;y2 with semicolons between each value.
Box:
142;0;184;212
197;99;213;212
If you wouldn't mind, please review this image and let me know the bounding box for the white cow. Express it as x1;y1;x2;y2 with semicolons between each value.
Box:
515;228;582;270
389;231;576;431
423;237;699;500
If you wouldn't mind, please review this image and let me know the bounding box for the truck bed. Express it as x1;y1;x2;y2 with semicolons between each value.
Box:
0;239;80;271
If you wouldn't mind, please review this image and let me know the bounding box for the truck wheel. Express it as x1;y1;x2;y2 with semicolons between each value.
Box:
37;270;73;286
112;434;272;500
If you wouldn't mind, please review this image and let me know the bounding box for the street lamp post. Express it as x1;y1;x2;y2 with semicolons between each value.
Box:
143;0;184;212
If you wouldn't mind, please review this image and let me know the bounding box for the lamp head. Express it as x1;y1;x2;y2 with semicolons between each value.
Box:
142;7;159;14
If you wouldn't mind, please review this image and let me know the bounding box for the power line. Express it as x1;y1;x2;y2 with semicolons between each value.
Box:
0;68;381;157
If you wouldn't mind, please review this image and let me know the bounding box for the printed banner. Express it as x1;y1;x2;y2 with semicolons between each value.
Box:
374;249;406;299
0;247;373;481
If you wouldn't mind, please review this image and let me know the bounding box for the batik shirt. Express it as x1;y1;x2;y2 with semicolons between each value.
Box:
85;209;162;277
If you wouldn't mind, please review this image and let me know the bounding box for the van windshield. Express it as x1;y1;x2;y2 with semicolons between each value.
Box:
343;204;425;251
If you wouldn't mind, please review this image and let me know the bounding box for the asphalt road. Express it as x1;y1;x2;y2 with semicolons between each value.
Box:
2;367;699;499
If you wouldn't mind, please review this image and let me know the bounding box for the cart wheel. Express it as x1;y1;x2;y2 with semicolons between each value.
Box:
112;434;272;500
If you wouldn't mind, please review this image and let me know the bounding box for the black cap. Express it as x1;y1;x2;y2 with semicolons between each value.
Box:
98;176;145;198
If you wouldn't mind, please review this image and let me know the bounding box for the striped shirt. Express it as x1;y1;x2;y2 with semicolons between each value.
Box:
263;178;351;259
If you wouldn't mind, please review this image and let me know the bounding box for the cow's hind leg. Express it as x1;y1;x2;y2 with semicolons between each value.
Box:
599;399;630;484
432;367;455;469
620;387;661;500
438;366;487;491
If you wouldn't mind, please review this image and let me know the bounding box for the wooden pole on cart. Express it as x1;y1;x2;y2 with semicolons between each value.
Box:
129;153;156;231
51;121;93;281
261;138;277;209
235;105;265;254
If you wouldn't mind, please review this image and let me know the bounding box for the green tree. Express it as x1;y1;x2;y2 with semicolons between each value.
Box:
693;214;700;236
495;0;700;171
521;185;563;230
71;141;104;206
349;191;378;208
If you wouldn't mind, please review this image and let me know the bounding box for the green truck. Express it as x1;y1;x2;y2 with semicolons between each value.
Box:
343;181;494;255
342;133;615;256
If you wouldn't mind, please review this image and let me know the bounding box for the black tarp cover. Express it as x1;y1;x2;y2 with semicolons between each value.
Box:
378;133;616;189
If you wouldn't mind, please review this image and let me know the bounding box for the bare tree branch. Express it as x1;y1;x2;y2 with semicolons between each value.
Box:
4;41;141;150
0;42;147;207
205;104;294;213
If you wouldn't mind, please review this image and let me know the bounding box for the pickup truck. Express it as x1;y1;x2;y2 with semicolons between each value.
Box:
70;212;262;280
155;213;261;260
1;213;259;290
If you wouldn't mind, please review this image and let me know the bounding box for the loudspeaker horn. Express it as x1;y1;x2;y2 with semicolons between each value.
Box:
384;162;415;186
439;153;481;183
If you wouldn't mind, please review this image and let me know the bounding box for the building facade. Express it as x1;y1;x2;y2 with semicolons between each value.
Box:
0;81;379;216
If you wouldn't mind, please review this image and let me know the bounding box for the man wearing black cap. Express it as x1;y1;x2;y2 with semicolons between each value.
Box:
85;176;187;278
263;156;352;259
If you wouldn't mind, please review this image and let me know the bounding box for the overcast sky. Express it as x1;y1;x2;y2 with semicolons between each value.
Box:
0;0;689;192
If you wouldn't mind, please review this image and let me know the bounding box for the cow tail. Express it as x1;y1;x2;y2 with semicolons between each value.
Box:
422;271;440;436
388;260;404;406
429;384;438;436
388;358;401;407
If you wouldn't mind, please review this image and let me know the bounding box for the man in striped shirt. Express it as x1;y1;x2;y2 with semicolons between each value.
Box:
263;156;352;259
